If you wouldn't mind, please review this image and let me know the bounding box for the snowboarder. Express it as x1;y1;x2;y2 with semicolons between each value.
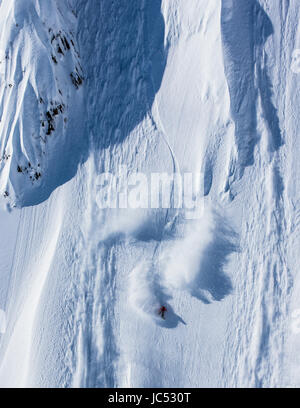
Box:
158;306;167;319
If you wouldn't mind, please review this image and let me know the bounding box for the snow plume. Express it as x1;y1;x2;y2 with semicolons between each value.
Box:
129;260;166;323
161;209;214;290
129;205;237;324
95;209;150;243
161;206;237;303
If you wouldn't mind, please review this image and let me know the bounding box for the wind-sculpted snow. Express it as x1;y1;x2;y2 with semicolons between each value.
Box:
221;0;282;176
0;0;85;207
75;0;166;151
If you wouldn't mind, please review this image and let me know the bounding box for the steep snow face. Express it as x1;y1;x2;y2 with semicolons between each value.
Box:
0;0;300;389
63;0;236;388
0;0;85;207
221;0;283;174
74;0;167;151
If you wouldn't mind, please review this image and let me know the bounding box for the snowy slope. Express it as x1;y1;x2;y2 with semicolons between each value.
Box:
0;0;300;388
0;0;85;207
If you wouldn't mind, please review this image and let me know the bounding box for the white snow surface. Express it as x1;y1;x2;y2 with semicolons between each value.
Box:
0;0;299;388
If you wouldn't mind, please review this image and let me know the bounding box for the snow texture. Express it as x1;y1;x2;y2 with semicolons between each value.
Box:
0;0;299;388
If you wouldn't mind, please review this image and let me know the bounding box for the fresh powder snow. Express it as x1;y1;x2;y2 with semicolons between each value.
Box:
0;0;299;388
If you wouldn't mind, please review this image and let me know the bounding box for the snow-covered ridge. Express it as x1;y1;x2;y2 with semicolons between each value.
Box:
0;0;84;208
